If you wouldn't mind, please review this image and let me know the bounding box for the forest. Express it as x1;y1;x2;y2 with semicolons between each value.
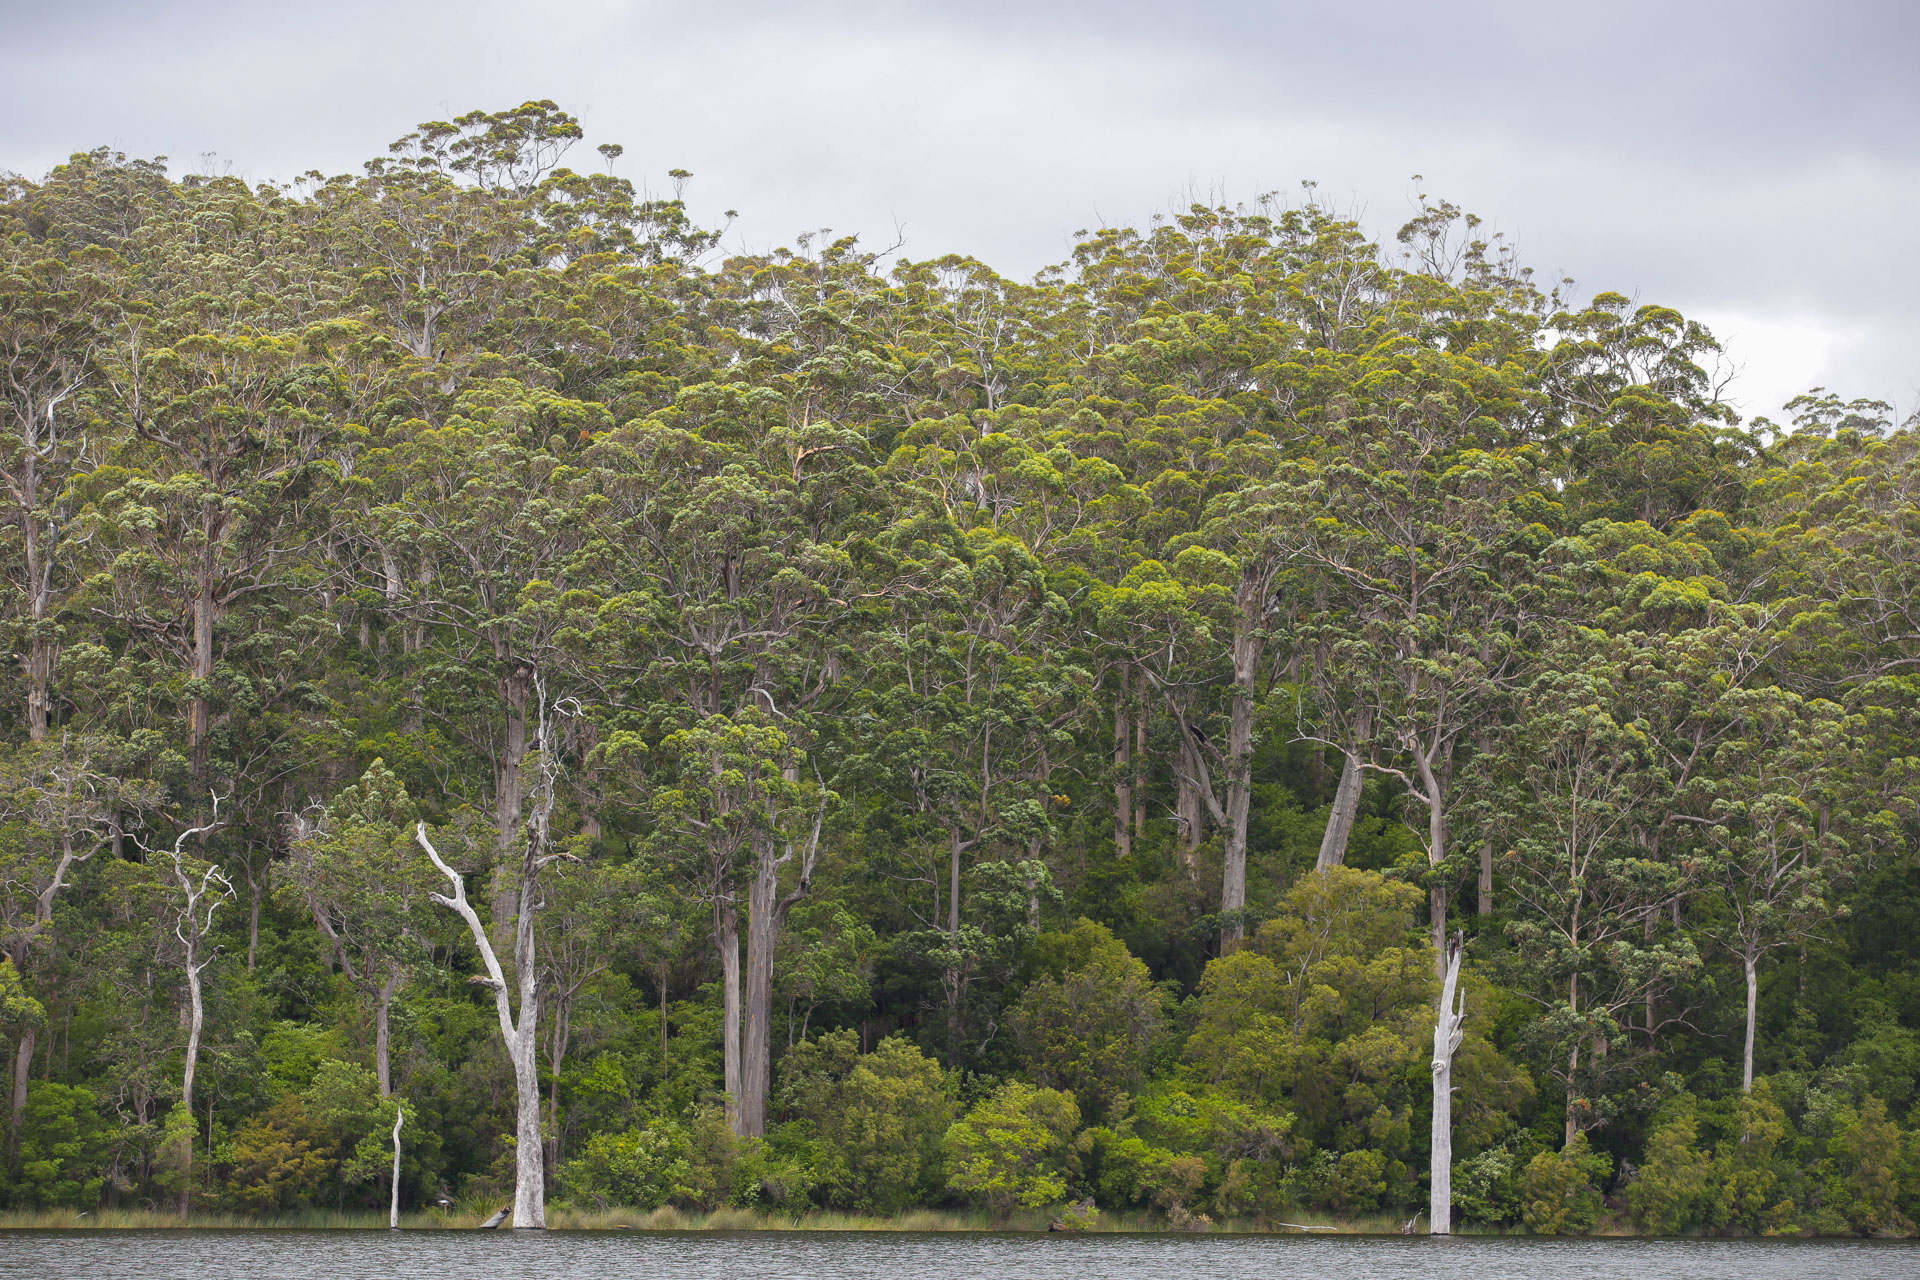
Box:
0;100;1917;1236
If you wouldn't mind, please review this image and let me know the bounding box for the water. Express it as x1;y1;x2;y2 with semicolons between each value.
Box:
0;1229;1912;1280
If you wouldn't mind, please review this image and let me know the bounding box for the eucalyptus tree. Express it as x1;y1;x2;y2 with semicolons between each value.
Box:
84;326;339;776
283;759;435;1095
1489;633;1699;1142
0;242;112;739
648;713;828;1137
413;688;575;1229
1693;687;1853;1091
0;734;159;1127
1277;349;1546;961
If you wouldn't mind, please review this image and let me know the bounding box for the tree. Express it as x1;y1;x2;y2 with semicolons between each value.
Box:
942;1081;1081;1218
0;242;111;740
413;688;575;1229
1011;919;1164;1122
777;1030;952;1211
1695;688;1852;1091
282;759;434;1095
649;713;827;1137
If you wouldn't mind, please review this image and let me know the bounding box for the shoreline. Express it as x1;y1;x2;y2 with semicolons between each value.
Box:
1;1206;1899;1237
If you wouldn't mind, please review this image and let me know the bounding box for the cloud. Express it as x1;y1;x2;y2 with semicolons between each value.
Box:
4;0;1912;420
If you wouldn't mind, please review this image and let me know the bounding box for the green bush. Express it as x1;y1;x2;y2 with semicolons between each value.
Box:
12;1082;112;1208
943;1082;1081;1216
1520;1134;1611;1235
1628;1113;1713;1234
561;1120;693;1209
778;1031;952;1211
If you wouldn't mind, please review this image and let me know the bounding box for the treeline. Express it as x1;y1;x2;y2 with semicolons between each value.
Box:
1;101;1917;1234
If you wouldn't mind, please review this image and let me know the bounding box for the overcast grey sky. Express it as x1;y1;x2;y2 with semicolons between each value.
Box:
4;0;1914;422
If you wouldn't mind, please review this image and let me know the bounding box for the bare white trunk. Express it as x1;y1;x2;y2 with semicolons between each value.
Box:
1742;953;1758;1093
389;1100;405;1228
1429;934;1465;1235
416;822;546;1228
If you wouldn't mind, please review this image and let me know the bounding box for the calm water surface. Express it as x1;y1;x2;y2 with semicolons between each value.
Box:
0;1229;1912;1280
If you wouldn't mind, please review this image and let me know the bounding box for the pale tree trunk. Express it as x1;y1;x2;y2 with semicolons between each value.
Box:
491;660;534;944
188;574;216;775
375;972;399;1096
417;822;547;1228
1429;933;1466;1235
1219;569;1264;949
389;1100;404;1228
12;1030;33;1132
1133;673;1148;840
738;808;823;1138
1316;753;1364;871
1478;841;1494;916
739;837;780;1138
716;898;742;1132
165;813;229;1219
1742;951;1759;1093
1114;694;1132;860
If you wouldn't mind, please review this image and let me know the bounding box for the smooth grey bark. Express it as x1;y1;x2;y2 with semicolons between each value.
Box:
737;807;823;1138
1429;933;1466;1235
1316;752;1365;870
161;809;230;1217
716;897;741;1132
1742;951;1759;1094
417;820;550;1229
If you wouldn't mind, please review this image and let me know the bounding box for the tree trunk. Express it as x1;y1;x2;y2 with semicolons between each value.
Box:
716;898;742;1133
739;836;781;1138
389;1101;404;1228
1477;841;1494;916
11;1028;33;1136
375;972;399;1096
1316;753;1364;870
1742;951;1758;1093
188;576;215;775
1219;570;1262;950
246;872;262;971
492;661;533;943
20;455;52;743
416;823;546;1228
1133;674;1148;840
1114;696;1132;860
1429;935;1465;1235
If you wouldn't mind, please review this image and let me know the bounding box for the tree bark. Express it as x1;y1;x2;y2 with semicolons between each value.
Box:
12;1028;33;1133
1316;753;1364;870
1477;840;1494;916
716;898;742;1132
1742;951;1758;1093
417;822;546;1228
1219;568;1263;950
1114;695;1132;860
374;972;399;1096
389;1100;404;1228
188;574;215;775
1429;934;1465;1235
739;836;781;1138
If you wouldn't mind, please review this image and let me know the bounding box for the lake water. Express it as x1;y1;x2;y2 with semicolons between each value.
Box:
0;1229;1913;1280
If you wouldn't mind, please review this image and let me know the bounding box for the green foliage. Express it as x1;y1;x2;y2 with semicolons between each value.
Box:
943;1082;1082;1216
778;1031;952;1212
560;1120;693;1209
11;1082;112;1208
1012;920;1164;1122
0;106;1916;1233
1519;1135;1612;1235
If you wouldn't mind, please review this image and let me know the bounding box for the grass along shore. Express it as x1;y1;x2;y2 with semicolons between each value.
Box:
0;1204;1441;1233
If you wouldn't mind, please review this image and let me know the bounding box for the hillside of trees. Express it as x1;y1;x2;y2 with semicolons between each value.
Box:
1;101;1917;1234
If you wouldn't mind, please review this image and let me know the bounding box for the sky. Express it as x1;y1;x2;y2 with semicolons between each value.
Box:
3;0;1914;424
